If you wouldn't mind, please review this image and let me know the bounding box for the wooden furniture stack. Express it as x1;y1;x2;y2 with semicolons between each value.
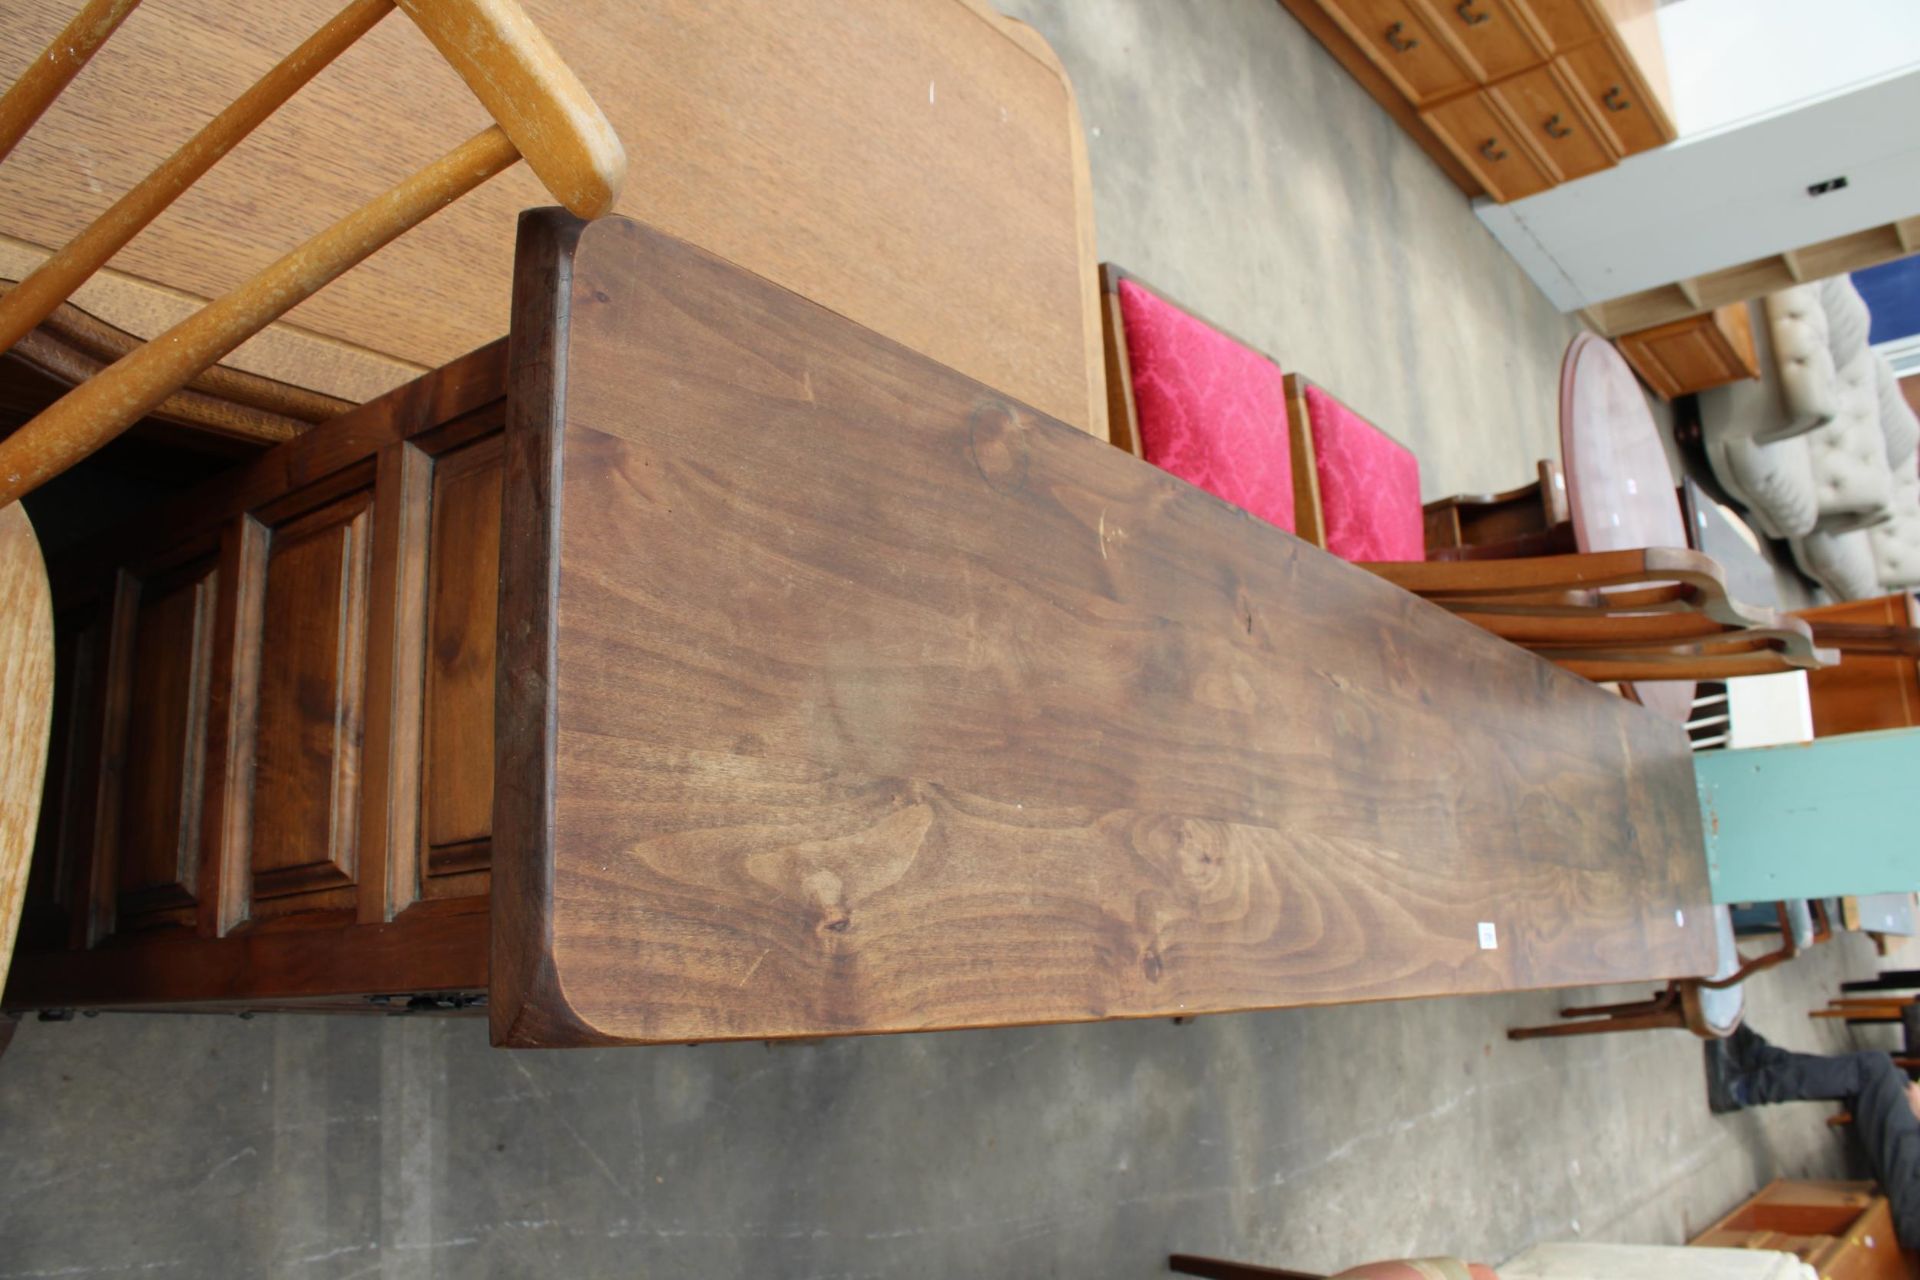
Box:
1692;1180;1917;1280
2;212;1721;1046
1276;0;1675;202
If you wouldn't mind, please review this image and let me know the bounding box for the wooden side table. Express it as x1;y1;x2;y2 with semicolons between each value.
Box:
1616;302;1760;401
1692;1179;1915;1280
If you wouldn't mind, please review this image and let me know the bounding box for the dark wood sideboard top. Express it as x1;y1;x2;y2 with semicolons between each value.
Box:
493;212;1714;1048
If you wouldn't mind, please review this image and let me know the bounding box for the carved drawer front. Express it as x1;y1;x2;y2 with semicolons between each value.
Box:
1555;41;1669;155
419;434;503;901
1410;0;1549;84
105;561;219;932
1487;62;1616;182
1421;90;1554;202
1510;0;1604;52
246;489;375;920
1320;0;1476;107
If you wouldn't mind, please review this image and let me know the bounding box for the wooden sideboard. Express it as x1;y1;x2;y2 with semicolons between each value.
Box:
4;211;1717;1042
1277;0;1674;202
0;0;1105;442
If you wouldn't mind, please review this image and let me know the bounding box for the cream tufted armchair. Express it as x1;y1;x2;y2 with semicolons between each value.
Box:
1699;276;1920;600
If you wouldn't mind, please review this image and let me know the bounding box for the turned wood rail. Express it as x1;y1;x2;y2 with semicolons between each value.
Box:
0;0;624;507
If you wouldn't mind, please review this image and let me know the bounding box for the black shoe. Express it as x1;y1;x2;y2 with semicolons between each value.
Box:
1728;1024;1768;1072
1705;1040;1748;1114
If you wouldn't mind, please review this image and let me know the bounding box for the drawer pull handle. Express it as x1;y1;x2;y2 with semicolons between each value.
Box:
1384;21;1420;52
1604;86;1630;112
1456;1;1490;24
1544;114;1573;139
1479;138;1508;162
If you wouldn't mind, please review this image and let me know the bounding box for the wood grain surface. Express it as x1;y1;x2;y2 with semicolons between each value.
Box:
0;502;55;995
0;0;1103;437
493;212;1715;1048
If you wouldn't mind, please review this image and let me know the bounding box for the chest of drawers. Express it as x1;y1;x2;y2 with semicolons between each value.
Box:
1289;0;1676;202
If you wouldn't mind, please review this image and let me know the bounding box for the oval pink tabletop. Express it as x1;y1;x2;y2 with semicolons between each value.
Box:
1558;333;1694;723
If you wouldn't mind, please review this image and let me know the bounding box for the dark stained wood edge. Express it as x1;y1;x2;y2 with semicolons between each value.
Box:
1270;0;1483;199
491;208;609;1049
1282;373;1328;550
1097;265;1143;457
204;516;267;937
1;899;487;1010
80;570;141;947
359;441;433;925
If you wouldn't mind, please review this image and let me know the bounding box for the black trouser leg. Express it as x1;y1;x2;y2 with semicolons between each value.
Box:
1747;1047;1920;1248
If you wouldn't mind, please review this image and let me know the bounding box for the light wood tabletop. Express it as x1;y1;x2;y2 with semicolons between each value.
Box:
0;0;1104;439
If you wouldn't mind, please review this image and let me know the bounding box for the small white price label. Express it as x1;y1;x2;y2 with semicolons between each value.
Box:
1477;921;1498;950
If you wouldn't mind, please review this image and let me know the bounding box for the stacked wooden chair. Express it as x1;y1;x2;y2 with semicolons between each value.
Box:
0;0;625;994
1098;263;1836;690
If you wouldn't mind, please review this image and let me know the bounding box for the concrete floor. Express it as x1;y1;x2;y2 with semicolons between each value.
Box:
0;0;1873;1275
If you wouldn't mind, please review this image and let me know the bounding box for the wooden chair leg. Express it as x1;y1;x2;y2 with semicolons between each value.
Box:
1170;1256;1324;1280
1509;1010;1687;1040
1841;970;1920;993
1557;995;1672;1017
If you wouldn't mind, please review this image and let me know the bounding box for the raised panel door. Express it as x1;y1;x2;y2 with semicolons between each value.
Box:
111;562;218;928
420;435;502;900
247;491;373;917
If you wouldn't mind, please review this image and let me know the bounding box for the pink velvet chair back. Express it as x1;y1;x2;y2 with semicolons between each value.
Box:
1104;270;1296;535
1285;375;1426;563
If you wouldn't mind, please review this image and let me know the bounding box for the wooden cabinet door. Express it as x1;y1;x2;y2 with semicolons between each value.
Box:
1318;0;1477;107
3;346;511;1015
246;490;374;920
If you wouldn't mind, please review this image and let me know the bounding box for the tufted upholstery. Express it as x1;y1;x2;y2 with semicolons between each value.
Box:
1877;354;1920;468
1701;274;1915;596
1821;275;1873;364
1803;349;1894;532
1706;428;1817;538
1114;279;1296;534
1791;527;1882;600
1868;453;1920;589
1761;286;1838;438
